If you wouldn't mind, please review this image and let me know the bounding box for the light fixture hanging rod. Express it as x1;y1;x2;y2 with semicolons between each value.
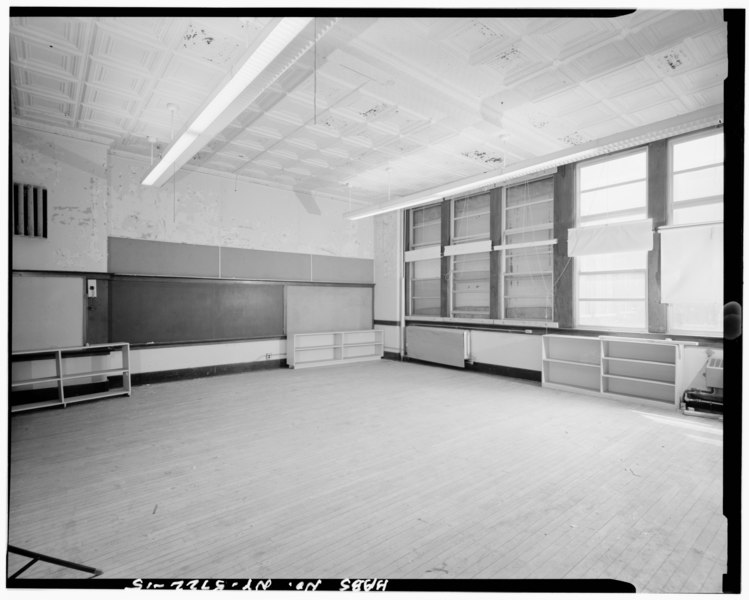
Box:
143;17;336;188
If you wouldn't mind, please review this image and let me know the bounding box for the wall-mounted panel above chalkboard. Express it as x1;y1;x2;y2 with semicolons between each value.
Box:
110;277;284;345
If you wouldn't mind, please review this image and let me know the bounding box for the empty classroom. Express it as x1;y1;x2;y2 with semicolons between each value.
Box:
8;10;740;594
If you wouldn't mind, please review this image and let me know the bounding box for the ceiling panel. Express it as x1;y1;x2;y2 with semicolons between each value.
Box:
10;11;729;206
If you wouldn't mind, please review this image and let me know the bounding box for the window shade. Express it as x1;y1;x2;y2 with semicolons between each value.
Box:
568;219;653;256
660;223;723;304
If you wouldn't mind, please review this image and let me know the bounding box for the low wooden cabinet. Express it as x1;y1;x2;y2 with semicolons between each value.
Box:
542;334;696;407
289;330;384;369
11;343;131;413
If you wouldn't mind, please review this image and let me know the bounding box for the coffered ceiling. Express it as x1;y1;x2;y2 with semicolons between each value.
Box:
10;11;728;210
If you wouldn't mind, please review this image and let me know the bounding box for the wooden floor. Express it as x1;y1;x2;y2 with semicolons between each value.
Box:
8;360;726;592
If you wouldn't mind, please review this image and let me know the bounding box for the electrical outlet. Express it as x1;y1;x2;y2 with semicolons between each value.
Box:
265;353;272;359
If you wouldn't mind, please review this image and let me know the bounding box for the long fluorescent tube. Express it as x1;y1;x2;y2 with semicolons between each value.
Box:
143;17;314;187
345;106;723;220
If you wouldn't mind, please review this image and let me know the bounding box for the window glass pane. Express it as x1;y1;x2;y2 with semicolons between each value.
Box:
410;204;441;248
578;251;647;272
673;167;723;203
579;151;646;191
579;272;647;299
578;300;646;329
452;253;490;318
412;223;441;247
506;247;552;274
579;181;647;219
503;246;553;321
453;194;490;243
673;132;723;172
409;258;441;316
505;228;553;245
673;203;724;225
668;303;723;334
505;275;553;320
506;177;554;207
506;201;552;230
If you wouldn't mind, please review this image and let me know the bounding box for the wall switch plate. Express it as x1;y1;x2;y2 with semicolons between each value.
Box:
87;279;97;298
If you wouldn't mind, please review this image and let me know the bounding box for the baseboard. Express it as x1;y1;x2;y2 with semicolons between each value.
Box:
401;355;541;382
467;361;542;382
383;351;401;361
131;359;286;386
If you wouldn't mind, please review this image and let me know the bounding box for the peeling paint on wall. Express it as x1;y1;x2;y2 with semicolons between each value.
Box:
12;127;108;272
109;154;373;259
13;126;373;273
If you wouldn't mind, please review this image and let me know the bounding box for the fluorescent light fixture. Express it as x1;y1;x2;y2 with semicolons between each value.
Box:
345;106;723;220
143;17;314;187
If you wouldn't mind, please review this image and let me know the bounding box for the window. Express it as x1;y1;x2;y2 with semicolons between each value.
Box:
409;258;442;316
501;177;554;321
449;193;490;318
407;203;442;317
576;149;648;330
665;129;723;335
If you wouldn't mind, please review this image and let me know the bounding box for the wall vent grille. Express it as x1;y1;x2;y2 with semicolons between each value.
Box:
12;183;47;238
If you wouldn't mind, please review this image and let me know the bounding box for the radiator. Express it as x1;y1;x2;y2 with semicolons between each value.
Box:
406;326;468;368
705;357;723;388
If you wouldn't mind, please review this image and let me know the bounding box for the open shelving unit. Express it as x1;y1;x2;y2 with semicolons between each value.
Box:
542;334;697;406
542;335;602;394
11;343;131;413
289;329;384;369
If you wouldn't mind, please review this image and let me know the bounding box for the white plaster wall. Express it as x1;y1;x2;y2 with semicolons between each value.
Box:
374;324;401;355
373;211;402;323
108;154;373;258
12;127;109;272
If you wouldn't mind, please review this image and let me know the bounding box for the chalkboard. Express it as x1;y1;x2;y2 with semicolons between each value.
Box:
110;278;284;344
286;285;373;335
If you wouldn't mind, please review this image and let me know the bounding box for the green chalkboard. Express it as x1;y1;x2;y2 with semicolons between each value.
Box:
110;278;284;344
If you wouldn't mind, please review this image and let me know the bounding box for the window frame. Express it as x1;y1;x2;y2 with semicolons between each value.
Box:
664;127;724;337
497;176;556;323
574;147;649;332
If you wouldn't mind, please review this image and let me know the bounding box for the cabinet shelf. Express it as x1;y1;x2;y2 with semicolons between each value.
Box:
296;344;343;351
543;334;695;407
603;356;675;367
11;343;131;413
543;358;600;368
290;330;383;369
602;373;676;387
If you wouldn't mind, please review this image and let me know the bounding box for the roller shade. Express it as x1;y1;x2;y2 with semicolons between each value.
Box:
568;219;653;256
660;222;723;304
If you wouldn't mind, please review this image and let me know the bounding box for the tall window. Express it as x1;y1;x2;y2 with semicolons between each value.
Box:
407;203;442;316
449;193;490;319
576;149;648;330
501;177;554;321
664;129;723;334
